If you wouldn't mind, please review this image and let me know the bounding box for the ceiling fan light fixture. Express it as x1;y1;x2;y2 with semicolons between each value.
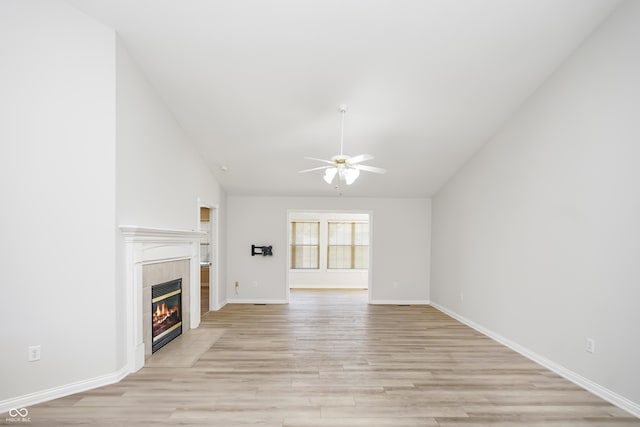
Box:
344;167;360;185
323;167;337;184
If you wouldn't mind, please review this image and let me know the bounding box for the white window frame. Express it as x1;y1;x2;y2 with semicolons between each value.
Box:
327;221;369;270
289;221;320;269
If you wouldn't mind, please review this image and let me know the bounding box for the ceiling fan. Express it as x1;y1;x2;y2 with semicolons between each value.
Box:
299;105;386;185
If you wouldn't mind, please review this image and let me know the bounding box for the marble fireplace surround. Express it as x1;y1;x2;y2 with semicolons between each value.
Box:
120;226;205;373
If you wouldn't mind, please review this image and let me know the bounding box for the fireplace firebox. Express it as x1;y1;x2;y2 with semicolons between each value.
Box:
151;278;182;353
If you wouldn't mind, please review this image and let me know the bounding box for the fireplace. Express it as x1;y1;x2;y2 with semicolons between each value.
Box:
151;278;182;353
121;226;202;372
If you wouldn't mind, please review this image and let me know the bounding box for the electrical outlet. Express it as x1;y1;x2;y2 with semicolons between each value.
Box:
28;345;41;362
585;338;595;354
393;282;399;289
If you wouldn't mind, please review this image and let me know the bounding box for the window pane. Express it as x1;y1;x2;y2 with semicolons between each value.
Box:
291;245;319;269
354;223;369;245
328;222;351;245
291;221;319;245
353;246;369;269
327;245;351;269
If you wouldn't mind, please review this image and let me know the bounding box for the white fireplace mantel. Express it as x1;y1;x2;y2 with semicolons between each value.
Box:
120;225;206;373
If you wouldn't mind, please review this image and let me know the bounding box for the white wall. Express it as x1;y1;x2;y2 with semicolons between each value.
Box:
227;197;430;304
115;41;224;231
115;39;227;360
431;0;640;414
0;0;117;404
216;197;228;309
289;212;368;289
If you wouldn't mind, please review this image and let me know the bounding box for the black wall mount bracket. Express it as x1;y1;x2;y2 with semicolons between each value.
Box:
251;245;273;257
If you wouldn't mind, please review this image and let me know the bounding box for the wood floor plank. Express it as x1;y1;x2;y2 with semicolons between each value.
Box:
24;289;639;426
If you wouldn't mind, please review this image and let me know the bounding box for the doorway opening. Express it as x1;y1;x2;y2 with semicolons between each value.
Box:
199;203;218;316
286;210;372;303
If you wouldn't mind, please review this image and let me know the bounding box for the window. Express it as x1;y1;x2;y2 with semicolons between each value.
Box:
327;221;369;269
290;221;320;269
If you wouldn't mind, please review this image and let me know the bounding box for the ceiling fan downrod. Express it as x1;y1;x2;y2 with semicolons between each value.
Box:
339;104;348;157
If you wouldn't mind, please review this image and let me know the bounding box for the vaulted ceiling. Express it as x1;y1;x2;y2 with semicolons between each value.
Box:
68;0;620;197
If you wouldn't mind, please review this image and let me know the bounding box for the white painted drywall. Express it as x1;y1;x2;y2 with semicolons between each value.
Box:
115;39;227;362
227;197;430;303
0;0;116;402
216;195;228;309
289;212;369;289
115;41;224;231
431;0;640;411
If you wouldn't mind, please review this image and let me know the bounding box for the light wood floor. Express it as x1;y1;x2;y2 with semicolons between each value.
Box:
28;289;639;426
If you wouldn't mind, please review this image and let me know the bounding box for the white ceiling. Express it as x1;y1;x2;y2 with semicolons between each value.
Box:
68;0;620;198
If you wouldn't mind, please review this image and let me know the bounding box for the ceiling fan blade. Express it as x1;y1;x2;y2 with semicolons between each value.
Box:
354;164;387;174
298;165;332;173
348;153;373;164
303;157;335;165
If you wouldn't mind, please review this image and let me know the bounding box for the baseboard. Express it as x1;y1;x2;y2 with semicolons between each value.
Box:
0;366;129;415
369;299;430;305
226;298;288;304
430;301;640;419
289;286;369;289
212;299;227;311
